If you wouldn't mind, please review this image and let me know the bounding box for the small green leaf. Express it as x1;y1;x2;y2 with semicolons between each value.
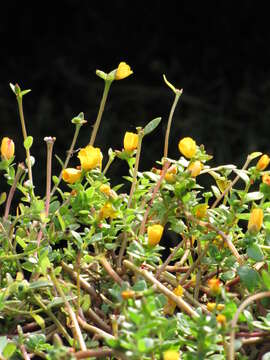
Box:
244;191;264;202
3;342;17;358
31;313;45;330
249;151;262;160
237;265;261;291
247;244;264;261
262;352;270;360
24;136;33;150
211;185;221;198
9;83;16;94
20;89;31;96
233;169;250;185
0;192;6;205
143;117;162;136
262;269;270;290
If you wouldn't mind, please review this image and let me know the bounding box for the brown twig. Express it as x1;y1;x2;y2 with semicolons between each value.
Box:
74;348;113;359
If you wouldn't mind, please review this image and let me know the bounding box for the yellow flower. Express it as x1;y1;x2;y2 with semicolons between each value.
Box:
208;277;221;295
163;350;179;360
62;168;82;184
188;161;203;177
262;174;270;186
248;208;263;234
207;302;217;312
147;224;164;246
115;62;133;80
256;154;270;171
121;290;135;300
100;184;111;196
178;137;196;158
163;285;183;315
216;314;226;325
78;145;102;171
194;204;208;219
1;137;15;160
99;203;116;219
217;304;225;311
165;166;177;183
124;132;139;151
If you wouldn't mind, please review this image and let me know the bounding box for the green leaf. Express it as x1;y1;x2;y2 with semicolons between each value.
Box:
262;352;270;360
262;269;270;290
247;244;264;261
143;117;162;136
211;185;221;198
0;192;6;205
233;169;250;185
3;342;17;358
249;151;262;160
24;136;33;150
31;313;45;330
244;191;264;202
237;265;261;291
0;337;9;353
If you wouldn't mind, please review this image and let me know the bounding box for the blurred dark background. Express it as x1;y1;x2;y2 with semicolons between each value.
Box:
1;1;270;198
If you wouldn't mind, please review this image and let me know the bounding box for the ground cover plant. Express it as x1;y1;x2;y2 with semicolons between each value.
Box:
1;62;270;359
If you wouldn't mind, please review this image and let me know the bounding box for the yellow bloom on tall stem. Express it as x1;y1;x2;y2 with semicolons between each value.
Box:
1;137;15;160
163;349;180;360
124;132;139;151
256;154;270;171
115;62;133;80
147;224;164;246
248;208;263;234
178;137;196;158
188;161;203;177
78;145;103;171
62;168;82;184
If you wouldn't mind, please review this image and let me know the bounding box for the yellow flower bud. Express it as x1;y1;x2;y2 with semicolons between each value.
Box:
216;314;226;325
256;154;270;171
62;168;82;184
1;137;15;160
217;304;225;311
100;184;111;196
163;350;179;360
124;132;139;151
207;302;217;312
99;203;116;219
78;145;102;171
121;290;135;300
262;174;270;186
165;166;177;183
163;285;183;315
115;62;133;80
194;204;208;219
188;161;203;177
248;208;263;234
147;224;164;246
208;277;221;295
178;137;196;158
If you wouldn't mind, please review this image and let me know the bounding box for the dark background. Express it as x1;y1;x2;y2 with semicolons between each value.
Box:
1;1;270;197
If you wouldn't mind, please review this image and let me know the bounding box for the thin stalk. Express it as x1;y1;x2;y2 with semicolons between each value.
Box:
99;255;123;285
127;129;144;208
228;291;270;360
211;155;252;209
123;260;199;318
48;269;87;351
163;90;182;158
74;348;113;359
4;163;25;220
89;80;112;146
32;292;73;345
77;316;115;340
51;123;83;197
44;137;55;214
16;93;33;188
117;130;144;269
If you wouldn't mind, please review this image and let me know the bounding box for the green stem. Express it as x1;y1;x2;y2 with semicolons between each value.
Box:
89;80;112;146
51;123;82;197
127;129;144;208
16;94;33;189
4;163;25;220
163;90;182;158
48;268;87;351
